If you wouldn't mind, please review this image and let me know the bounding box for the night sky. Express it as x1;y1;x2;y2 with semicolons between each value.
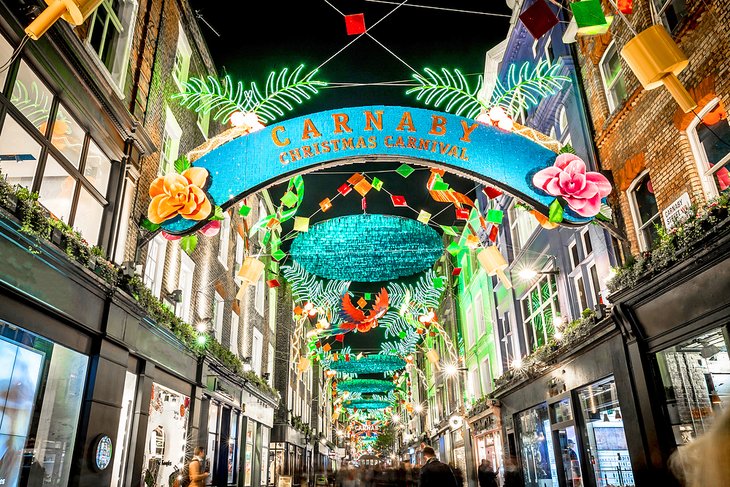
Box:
188;0;513;117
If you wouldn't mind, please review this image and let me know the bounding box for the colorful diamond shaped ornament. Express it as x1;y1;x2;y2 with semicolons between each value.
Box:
267;279;280;288
371;177;383;191
487;209;504;224
417;210;432;224
294;216;310;232
338;183;352;196
455;208;470;220
320;198;333;212
344;13;366;35
348;173;365;185
357;296;367;308
272;249;287;261
391;195;407;207
519;0;559;40
239;204;252;217
281;191;298;207
452;267;462;276
570;0;613;35
440;225;459;237
446;241;461;255
354;179;372;196
396;164;415;178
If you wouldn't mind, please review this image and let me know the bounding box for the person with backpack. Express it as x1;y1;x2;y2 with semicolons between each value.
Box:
178;447;209;487
418;446;458;487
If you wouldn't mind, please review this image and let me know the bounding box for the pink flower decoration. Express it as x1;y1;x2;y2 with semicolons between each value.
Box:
199;220;221;237
533;153;612;217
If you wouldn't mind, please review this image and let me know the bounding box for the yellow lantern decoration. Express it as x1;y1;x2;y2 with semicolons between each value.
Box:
297;356;310;374
425;349;440;369
620;25;696;113
25;0;104;40
477;246;513;289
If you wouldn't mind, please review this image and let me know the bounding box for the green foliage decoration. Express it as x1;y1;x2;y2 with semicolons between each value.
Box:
407;68;485;118
489;59;571;118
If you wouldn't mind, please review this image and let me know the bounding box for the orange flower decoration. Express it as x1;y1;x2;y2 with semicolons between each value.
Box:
147;167;212;224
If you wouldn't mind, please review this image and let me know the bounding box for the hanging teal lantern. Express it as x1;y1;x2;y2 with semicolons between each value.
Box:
338;379;397;394
290;214;443;282
343;399;392;410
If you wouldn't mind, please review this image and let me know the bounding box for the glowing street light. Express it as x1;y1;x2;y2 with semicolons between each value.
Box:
444;363;459;377
511;356;524;371
391;414;401;424
518;268;539;281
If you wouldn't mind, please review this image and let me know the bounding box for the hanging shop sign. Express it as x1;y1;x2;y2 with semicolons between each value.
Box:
92;434;113;471
154;106;609;235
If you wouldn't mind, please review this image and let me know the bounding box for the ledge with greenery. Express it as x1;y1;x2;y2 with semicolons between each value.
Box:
491;309;602;393
606;192;730;295
0;172;279;401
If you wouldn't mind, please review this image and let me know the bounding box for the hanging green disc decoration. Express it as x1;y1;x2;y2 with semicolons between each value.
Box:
328;354;406;375
343;399;392;410
338;379;396;394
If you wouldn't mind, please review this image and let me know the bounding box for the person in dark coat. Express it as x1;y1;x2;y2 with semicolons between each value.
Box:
477;459;499;487
418;446;458;487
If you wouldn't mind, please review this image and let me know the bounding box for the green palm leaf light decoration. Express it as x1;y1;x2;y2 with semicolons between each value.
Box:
172;64;327;124
407;59;571;120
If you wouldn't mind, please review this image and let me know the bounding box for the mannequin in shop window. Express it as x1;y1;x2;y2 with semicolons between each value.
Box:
670;407;730;487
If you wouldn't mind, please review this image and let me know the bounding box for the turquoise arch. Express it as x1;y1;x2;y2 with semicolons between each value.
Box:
161;105;591;234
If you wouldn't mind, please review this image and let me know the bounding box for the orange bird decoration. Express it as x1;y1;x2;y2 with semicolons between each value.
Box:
339;288;389;333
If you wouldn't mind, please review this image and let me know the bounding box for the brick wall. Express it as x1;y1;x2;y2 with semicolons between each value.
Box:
576;0;730;255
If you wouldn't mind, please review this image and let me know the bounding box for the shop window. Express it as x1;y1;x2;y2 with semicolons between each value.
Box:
244;420;257;486
599;42;628;113
213;292;224;341
0;35;11;90
143;383;190;485
144;234;167;297
51;104;85;168
628;171;661;251
38;155;76;223
110;371;137;487
652;0;687;32
577;376;636;487
230;311;240;356
252;328;263;375
516;404;558;486
75;187;105;244
655;327;729;446
0;115;41;189
218;211;231;268
688;99;730;197
556;424;584;487
0;322;89;487
520;274;560;350
11;61;52;133
172;25;192;88
509;202;539;251
84;140;112;195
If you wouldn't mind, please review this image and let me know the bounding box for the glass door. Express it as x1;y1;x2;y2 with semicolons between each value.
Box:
554;426;583;487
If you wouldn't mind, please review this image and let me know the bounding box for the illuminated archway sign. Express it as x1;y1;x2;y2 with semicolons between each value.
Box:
158;105;601;235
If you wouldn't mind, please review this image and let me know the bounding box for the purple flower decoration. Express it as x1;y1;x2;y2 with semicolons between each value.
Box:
533;153;612;217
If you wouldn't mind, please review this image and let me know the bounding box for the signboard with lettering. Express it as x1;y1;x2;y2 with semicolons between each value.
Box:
662;192;692;230
161;106;594;235
242;389;275;427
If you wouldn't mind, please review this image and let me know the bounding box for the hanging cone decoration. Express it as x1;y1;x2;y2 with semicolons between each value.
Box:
477;246;512;289
237;257;265;286
426;349;440;369
620;25;696;113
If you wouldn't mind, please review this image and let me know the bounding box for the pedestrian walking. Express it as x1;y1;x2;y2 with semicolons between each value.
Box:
418;446;458;487
178;447;209;487
477;459;498;487
502;455;523;487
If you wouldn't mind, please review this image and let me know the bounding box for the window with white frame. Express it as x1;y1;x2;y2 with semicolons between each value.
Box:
568;241;580;270
230;311;239;356
212;292;224;341
160;107;181;175
688;99;730;197
255;273;265;316
268;343;275;385
252;328;263;375
575;273;589;313
143;234;167;297
509;202;539;250
581;228;593;256
544;36;554;64
588;263;602;308
172;24;192;88
218;211;231;268
480;357;492;395
86;0;138;90
652;0;687;32
600;42;628;113
628;172;661;251
177;252;195;322
520;274;560;351
475;291;486;335
497;312;514;370
468;368;478;398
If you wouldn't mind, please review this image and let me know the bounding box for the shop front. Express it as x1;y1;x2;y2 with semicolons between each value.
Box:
611;224;730;486
467;404;502;476
241;385;275;487
202;372;244;487
494;321;642;487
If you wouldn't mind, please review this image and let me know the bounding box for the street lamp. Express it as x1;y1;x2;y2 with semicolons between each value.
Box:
515;254;560;282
